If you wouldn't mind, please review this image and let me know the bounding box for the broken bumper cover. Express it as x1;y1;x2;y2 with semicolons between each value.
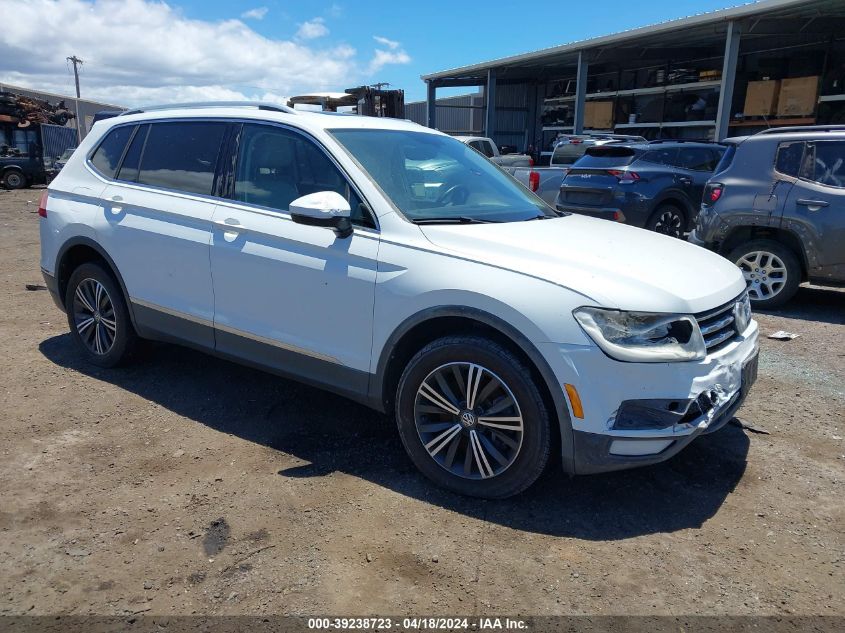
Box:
540;320;759;474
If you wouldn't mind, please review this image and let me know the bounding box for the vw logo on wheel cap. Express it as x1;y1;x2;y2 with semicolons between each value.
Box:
459;411;476;428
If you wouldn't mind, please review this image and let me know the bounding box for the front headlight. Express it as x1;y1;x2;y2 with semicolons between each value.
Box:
573;307;706;363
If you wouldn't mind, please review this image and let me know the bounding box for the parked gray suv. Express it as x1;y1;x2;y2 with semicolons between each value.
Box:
690;126;845;308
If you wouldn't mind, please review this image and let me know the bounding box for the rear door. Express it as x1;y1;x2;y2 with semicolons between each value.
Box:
673;146;722;206
782;139;845;276
97;120;226;347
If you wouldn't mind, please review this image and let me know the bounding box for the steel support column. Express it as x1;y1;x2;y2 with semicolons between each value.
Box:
485;69;497;138
426;81;437;128
715;21;741;141
573;52;588;134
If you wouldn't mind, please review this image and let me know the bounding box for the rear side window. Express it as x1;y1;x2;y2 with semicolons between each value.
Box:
675;147;721;172
90;125;134;179
774;141;805;177
639;147;679;167
801;141;845;188
137;122;226;195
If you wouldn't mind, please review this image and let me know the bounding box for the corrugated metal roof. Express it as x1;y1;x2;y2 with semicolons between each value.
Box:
422;0;829;81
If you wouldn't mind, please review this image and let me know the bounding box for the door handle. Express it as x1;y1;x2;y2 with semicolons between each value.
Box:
108;195;123;215
214;219;245;230
796;199;829;209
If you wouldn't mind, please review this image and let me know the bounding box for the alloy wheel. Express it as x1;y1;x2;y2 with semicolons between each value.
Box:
653;209;684;238
72;278;117;355
414;362;524;480
736;250;787;301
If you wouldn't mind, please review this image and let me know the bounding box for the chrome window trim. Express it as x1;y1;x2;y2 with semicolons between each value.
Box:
83;116;380;233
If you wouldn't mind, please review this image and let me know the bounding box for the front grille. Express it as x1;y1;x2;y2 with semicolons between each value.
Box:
695;294;742;353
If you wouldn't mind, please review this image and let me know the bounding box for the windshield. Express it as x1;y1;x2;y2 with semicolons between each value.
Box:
330;129;553;223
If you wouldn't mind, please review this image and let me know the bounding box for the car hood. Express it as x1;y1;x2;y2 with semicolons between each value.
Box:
418;214;746;314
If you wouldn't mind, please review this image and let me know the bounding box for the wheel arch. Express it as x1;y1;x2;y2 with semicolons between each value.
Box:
649;192;695;225
372;306;574;473
718;225;809;281
55;237;139;327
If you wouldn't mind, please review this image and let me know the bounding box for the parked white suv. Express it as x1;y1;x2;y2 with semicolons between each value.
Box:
39;102;759;498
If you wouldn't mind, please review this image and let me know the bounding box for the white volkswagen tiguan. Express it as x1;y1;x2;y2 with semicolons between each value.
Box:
38;103;759;498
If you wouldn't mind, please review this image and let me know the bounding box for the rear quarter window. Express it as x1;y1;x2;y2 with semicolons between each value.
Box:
774;141;805;177
90;125;134;179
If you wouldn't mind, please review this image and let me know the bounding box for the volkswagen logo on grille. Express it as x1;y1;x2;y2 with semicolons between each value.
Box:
459;411;476;428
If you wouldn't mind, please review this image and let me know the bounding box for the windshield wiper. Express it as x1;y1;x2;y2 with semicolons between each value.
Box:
411;216;497;225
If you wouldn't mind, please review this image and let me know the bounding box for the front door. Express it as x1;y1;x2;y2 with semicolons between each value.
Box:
209;123;379;394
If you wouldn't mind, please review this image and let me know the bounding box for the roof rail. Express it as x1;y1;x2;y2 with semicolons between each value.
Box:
647;138;719;144
754;124;845;136
119;101;297;116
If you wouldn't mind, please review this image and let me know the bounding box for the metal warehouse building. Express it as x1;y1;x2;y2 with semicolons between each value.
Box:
408;0;845;162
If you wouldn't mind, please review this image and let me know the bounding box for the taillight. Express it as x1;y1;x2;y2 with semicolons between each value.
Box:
706;183;724;204
607;169;640;183
528;171;540;192
37;191;48;218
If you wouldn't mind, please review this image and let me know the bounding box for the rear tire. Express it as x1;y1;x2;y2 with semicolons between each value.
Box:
2;170;25;190
65;262;137;367
395;335;551;498
727;239;801;309
646;203;687;238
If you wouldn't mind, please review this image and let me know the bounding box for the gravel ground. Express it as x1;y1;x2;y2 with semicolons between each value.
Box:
0;186;842;617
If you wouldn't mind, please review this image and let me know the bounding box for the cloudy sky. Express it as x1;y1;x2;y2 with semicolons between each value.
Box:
0;0;739;107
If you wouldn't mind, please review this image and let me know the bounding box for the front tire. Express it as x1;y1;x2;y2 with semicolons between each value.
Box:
727;239;801;309
395;336;551;498
646;204;687;238
65;262;137;367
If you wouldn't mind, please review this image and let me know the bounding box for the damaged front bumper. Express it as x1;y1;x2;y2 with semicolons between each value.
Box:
540;320;759;474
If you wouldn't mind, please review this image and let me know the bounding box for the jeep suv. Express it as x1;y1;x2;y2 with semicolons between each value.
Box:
690;126;845;308
556;141;725;237
39;102;758;498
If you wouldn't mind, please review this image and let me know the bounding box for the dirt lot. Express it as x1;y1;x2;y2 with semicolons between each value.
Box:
0;186;843;617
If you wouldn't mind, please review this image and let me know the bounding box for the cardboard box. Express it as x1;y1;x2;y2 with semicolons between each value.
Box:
744;80;780;116
584;100;614;129
777;76;819;117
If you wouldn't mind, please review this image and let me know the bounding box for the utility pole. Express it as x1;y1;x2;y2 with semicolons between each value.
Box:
66;55;83;142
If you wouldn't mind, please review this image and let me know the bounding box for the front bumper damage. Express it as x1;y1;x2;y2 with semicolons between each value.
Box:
540;320;759;474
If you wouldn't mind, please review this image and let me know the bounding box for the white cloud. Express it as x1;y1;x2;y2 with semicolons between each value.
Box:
0;0;410;107
368;36;411;74
296;17;328;40
240;6;268;21
373;35;400;50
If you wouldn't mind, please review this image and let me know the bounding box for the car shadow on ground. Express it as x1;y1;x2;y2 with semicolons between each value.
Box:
756;285;845;325
40;334;750;540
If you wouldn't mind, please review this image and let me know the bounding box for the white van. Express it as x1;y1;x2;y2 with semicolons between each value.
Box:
38;102;758;498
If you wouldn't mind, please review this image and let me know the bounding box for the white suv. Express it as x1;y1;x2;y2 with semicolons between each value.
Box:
38;102;759;498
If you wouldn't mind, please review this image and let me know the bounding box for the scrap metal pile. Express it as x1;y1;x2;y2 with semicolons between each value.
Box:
0;91;75;128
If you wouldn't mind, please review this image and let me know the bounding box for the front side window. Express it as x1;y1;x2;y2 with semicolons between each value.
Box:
801;141;845;188
775;141;805;178
480;141;496;158
234;124;372;227
90;125;134;178
331;129;552;223
137;122;226;195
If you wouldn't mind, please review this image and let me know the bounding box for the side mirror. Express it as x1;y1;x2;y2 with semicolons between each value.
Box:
289;191;353;238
